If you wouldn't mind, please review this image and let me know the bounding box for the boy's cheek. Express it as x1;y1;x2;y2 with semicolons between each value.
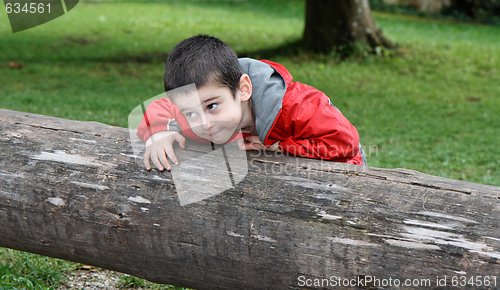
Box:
189;126;207;139
221;107;242;123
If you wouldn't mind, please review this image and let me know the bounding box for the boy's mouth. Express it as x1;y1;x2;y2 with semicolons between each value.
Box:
203;129;222;141
208;129;221;138
208;128;238;144
202;125;240;143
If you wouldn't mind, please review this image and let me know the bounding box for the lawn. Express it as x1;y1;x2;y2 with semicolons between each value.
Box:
1;0;499;288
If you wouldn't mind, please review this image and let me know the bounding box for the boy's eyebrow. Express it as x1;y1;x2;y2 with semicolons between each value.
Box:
201;96;220;104
178;96;221;113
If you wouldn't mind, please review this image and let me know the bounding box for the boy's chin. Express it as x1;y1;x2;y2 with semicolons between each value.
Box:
207;130;237;144
208;135;231;144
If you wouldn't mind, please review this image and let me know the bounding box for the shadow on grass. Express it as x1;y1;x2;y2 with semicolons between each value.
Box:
92;51;169;64
88;39;310;65
80;37;399;66
237;38;400;62
237;38;306;59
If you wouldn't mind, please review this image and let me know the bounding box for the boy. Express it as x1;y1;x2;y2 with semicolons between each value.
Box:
137;35;365;171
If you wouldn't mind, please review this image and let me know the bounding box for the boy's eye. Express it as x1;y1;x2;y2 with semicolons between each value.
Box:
207;103;219;111
184;112;199;120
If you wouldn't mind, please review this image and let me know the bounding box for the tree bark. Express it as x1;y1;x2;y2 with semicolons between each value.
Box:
0;109;498;289
303;0;394;54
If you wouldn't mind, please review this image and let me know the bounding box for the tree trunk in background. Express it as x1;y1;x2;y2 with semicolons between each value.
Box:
303;0;394;54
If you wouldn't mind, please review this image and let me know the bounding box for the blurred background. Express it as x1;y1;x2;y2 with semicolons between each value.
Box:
1;0;499;288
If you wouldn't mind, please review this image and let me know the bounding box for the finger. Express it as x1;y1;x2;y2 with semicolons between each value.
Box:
151;150;164;171
174;133;186;149
164;145;179;166
243;141;265;151
157;148;172;171
252;143;265;150
243;135;264;151
143;148;152;170
245;135;261;143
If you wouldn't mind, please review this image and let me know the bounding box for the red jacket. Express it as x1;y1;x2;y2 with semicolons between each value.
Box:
137;58;363;165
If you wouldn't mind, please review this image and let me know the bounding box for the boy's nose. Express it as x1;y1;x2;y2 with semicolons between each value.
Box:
200;115;213;130
201;122;213;130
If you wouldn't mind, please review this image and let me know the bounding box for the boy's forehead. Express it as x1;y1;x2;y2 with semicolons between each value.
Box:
171;91;202;110
166;84;202;110
168;84;230;109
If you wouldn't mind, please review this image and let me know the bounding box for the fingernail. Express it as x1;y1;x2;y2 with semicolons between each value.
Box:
167;167;171;171
174;161;179;165
159;168;164;171
146;168;151;171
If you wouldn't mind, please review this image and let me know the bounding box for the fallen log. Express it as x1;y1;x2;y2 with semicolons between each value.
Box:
0;108;498;289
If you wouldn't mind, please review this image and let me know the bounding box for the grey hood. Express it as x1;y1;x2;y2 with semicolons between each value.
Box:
238;58;286;142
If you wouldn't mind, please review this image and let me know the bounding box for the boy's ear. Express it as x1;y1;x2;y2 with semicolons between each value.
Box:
238;74;252;101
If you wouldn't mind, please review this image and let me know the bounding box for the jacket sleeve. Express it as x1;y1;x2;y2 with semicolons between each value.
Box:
136;97;187;142
278;86;360;163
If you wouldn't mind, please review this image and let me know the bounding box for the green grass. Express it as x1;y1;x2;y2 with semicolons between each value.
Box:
0;248;75;289
1;0;499;288
116;274;185;290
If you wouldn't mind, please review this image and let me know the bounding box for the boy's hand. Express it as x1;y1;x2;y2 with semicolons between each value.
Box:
238;135;265;151
144;131;186;171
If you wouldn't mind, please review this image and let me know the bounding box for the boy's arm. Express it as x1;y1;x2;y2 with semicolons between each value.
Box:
137;97;212;171
137;97;184;142
277;88;361;164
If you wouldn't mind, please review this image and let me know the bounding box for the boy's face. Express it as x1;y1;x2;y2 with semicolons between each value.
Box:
173;84;244;144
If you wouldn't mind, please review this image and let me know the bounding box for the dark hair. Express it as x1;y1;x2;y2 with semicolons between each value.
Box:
164;35;242;95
